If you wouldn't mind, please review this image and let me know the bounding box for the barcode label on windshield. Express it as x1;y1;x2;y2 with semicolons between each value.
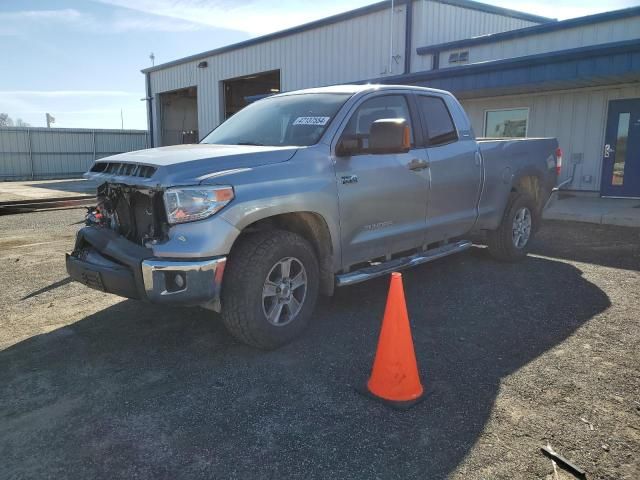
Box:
293;116;330;126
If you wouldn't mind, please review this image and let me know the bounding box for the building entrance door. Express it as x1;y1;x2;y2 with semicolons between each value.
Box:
159;87;198;146
601;98;640;197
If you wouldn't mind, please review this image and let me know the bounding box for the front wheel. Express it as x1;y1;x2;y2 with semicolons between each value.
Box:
221;230;319;349
487;192;539;262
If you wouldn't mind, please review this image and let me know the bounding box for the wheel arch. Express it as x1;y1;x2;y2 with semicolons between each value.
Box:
510;171;545;213
232;211;336;296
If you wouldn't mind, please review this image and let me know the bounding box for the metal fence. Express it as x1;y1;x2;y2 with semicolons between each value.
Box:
0;127;150;180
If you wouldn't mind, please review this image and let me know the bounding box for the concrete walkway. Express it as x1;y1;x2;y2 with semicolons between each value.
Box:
0;179;96;203
544;195;640;228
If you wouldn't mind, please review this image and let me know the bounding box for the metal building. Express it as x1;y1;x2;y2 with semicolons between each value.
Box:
142;0;640;198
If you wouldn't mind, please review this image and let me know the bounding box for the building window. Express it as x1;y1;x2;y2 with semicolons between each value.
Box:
484;108;529;138
611;112;630;186
448;50;469;64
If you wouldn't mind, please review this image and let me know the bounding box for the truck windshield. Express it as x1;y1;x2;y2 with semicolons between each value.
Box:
201;93;351;147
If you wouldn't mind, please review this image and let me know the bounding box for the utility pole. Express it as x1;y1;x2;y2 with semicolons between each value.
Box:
149;52;155;66
121;109;124;129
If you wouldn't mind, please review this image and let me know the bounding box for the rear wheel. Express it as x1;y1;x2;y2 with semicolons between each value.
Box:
221;230;319;349
487;192;539;262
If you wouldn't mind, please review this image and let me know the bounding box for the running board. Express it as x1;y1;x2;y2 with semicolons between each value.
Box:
335;240;472;287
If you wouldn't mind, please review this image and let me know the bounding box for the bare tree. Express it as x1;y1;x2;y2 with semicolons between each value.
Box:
0;114;31;127
0;113;14;127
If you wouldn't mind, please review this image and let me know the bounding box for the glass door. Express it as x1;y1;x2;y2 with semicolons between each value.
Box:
601;99;640;197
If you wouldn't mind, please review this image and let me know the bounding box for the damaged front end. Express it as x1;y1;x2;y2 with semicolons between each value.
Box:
86;183;169;247
67;179;226;312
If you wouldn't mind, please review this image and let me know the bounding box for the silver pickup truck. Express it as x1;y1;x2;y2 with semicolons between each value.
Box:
67;84;560;348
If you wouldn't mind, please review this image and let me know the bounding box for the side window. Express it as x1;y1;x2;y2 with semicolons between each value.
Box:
342;95;413;150
417;96;458;146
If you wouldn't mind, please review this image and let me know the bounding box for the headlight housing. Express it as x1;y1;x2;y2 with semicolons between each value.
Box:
163;185;234;224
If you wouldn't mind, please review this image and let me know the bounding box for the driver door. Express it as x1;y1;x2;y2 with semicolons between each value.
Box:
333;93;429;270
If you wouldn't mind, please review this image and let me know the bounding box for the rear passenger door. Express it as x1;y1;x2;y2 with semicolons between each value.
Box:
416;95;482;243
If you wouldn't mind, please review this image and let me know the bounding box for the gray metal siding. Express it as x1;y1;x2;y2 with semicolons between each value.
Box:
0;129;30;180
147;1;543;145
461;83;640;192
443;17;640;66
0;128;149;180
410;0;539;72
94;130;149;159
149;6;407;143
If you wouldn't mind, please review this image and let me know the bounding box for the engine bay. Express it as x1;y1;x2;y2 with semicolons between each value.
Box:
86;183;168;245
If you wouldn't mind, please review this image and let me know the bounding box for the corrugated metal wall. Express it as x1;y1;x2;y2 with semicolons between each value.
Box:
461;83;640;192
410;0;538;72
440;17;640;67
149;5;407;143
147;0;546;145
0;128;149;180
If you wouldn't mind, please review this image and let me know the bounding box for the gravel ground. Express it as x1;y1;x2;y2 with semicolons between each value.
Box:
1;209;639;480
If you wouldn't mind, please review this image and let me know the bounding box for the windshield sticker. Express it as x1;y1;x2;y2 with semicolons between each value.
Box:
293;116;330;126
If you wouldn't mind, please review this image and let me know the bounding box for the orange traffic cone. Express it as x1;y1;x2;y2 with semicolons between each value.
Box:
363;272;424;409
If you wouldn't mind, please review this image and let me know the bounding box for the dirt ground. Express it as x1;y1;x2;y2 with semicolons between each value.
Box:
1;209;639;480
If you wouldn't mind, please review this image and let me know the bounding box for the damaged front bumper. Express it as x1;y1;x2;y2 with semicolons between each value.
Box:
66;226;226;312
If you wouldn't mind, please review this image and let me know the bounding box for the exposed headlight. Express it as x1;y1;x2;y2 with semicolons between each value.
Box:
163;185;234;224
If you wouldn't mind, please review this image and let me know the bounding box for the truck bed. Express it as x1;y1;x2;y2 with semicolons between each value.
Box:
475;137;559;231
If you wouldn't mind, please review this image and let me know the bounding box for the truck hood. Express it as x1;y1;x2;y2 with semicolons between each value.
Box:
85;144;299;187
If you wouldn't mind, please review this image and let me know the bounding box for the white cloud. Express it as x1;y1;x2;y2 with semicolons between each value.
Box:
0;92;147;129
482;0;639;20
92;0;373;35
110;16;204;33
0;92;140;126
0;8;84;21
0;90;136;98
0;9;86;35
0;7;207;36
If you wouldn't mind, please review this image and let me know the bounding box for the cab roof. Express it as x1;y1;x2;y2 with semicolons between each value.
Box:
277;84;451;97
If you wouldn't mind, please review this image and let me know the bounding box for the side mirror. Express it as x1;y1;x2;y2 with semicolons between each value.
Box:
368;118;411;154
336;136;362;157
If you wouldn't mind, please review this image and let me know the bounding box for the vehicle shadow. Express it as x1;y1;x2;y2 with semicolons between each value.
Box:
532;220;640;271
0;248;610;479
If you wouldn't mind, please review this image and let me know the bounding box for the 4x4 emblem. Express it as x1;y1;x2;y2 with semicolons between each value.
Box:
341;175;358;184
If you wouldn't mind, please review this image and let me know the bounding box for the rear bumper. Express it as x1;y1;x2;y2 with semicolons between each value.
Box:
66;227;226;311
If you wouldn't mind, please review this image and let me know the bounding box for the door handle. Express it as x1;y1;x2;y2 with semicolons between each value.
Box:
604;144;615;158
408;159;429;171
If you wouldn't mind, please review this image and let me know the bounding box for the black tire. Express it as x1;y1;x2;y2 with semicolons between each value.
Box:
221;230;319;349
487;192;539;262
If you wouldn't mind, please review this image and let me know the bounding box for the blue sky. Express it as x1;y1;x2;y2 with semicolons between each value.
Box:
0;0;636;129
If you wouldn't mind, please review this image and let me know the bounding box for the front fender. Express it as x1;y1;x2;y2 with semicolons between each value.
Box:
150;215;241;259
219;175;341;270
